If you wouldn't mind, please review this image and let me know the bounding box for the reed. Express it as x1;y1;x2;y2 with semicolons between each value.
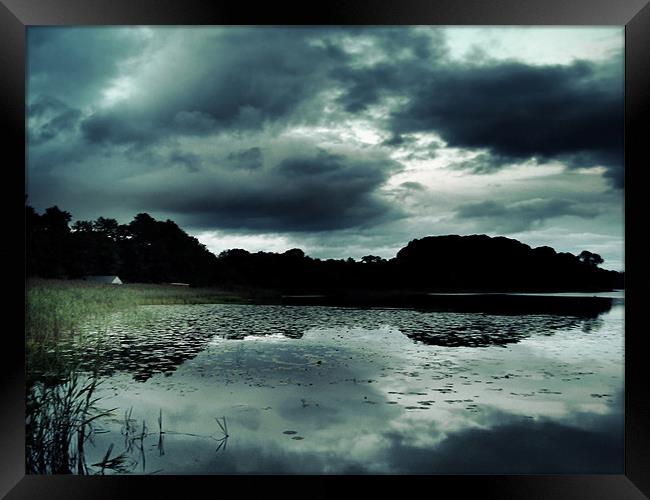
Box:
25;370;122;474
26;279;247;382
25;279;241;474
26;278;244;344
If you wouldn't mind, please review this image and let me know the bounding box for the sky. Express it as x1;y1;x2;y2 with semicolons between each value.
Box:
26;26;625;270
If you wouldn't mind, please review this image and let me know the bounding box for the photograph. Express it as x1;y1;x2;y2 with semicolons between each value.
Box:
3;0;648;497
24;24;627;476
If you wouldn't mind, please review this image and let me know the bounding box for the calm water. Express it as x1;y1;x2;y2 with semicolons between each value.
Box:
63;294;624;474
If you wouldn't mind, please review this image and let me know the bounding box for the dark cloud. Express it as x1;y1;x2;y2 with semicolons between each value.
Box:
330;28;447;113
169;151;202;172
171;111;218;135
71;28;452;148
75;28;353;147
602;164;624;188
389;58;623;184
27;27;148;107
134;148;403;232
452;152;516;174
25;27;624;252
456;198;601;233
321;31;622;186
30;27;622;175
81;110;159;146
226;147;263;170
332;63;406;113
371;27;442;60
28;94;68;118
27;95;82;145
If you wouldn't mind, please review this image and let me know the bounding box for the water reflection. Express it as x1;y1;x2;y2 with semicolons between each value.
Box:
35;298;625;474
379;396;624;474
65;301;622;474
68;297;614;382
396;314;587;347
83;390;623;475
375;404;623;474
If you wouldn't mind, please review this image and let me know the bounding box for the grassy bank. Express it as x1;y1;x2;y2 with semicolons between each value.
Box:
25;278;269;386
25;279;259;474
25;279;257;345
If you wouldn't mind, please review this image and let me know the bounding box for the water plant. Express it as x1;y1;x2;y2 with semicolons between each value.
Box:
25;279;240;474
25;369;124;474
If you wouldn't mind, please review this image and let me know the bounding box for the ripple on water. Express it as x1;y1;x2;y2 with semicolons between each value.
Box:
64;303;621;387
54;301;625;475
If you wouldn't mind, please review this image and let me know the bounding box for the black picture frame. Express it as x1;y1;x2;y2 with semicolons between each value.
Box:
3;0;649;498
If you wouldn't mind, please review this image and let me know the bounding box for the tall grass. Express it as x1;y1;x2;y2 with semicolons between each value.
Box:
26;279;245;344
25;279;244;474
26;370;123;474
26;279;251;376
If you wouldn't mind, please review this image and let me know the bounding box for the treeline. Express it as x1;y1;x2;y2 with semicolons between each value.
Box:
392;235;623;292
26;205;623;292
217;235;623;291
26;206;219;285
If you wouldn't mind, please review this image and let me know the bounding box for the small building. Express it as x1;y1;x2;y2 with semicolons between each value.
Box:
84;275;123;285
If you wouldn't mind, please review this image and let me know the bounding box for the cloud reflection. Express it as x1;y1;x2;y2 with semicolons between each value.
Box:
69;301;613;381
92;396;622;474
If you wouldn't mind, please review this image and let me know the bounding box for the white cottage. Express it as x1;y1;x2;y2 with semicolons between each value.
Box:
84;275;123;285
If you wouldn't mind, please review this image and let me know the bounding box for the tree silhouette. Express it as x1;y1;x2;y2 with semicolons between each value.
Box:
361;255;385;264
25;204;623;292
71;220;93;233
41;206;71;232
578;250;604;267
93;217;120;240
27;206;72;278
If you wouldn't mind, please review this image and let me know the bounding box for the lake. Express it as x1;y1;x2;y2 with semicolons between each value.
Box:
54;293;624;474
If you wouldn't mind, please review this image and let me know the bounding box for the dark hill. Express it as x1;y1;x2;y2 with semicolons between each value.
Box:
392;235;622;292
26;205;623;292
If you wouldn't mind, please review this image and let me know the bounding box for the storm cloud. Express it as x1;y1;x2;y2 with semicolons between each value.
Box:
73;28;353;147
455;198;602;233
27;95;82;146
27;27;148;108
26;27;624;268
128;148;403;231
389;58;623;185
